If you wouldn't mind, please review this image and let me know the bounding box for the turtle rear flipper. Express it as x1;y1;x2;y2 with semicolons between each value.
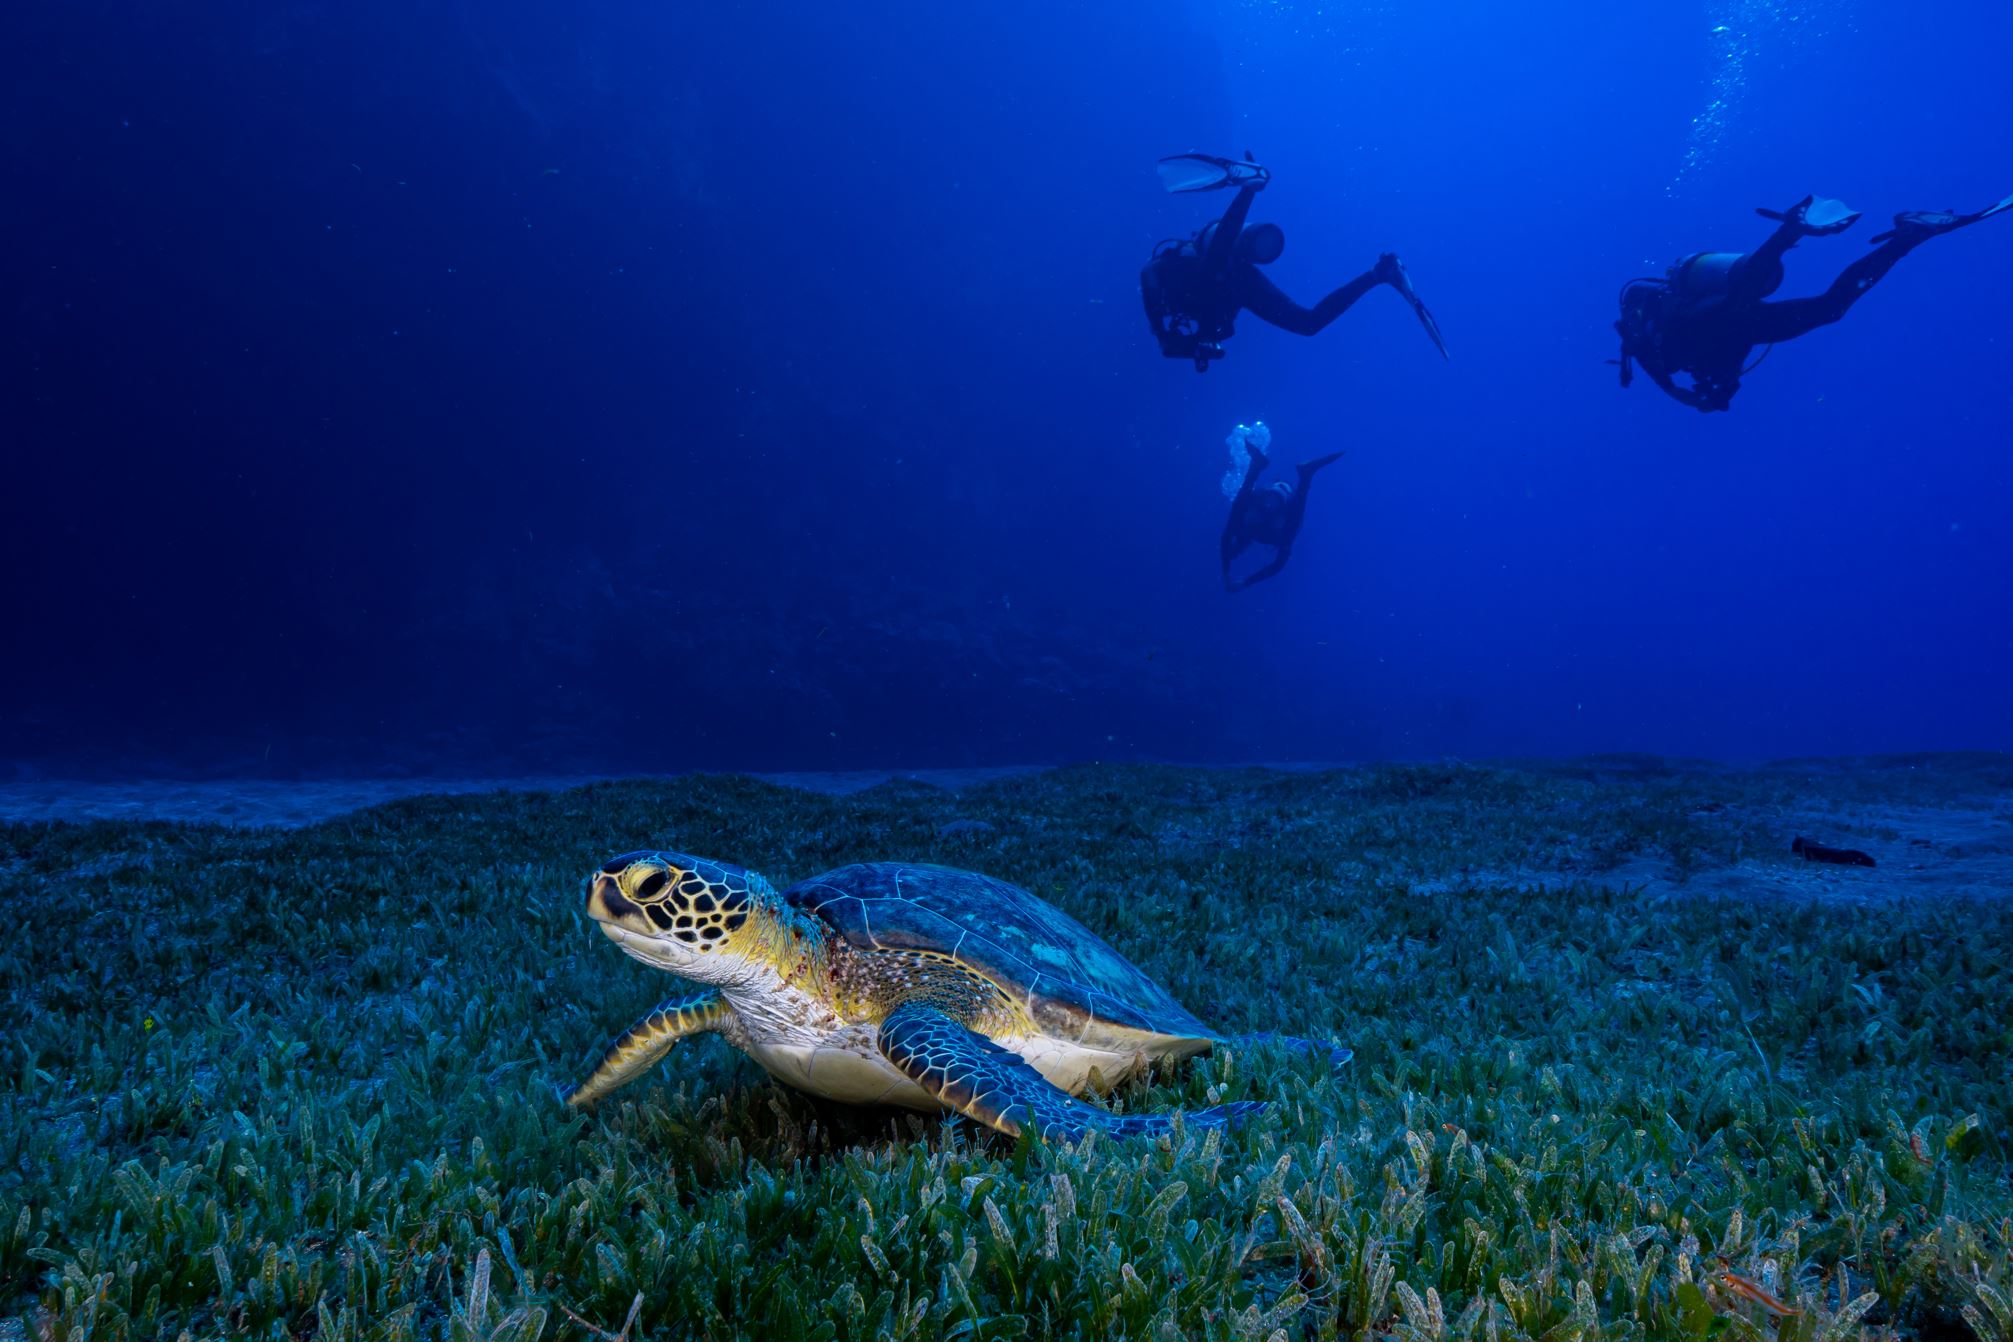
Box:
878;1002;1263;1141
564;988;731;1109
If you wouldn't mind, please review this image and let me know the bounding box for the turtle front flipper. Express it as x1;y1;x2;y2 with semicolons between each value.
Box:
877;1002;1264;1142
564;989;731;1109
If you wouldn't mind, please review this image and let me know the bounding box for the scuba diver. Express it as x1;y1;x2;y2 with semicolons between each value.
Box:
1615;191;2013;412
1221;440;1344;593
1142;152;1449;372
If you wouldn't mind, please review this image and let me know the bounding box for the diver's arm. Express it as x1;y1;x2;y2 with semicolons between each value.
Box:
1204;182;1262;270
1239;443;1269;492
1234;548;1293;591
1220;459;1265;583
1643;363;1713;411
1220;450;1269;586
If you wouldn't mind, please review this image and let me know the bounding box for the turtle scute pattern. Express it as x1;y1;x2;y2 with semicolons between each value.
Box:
783;863;1214;1041
827;943;1017;1027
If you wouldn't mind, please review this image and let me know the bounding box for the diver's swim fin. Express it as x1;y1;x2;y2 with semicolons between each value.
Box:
1869;192;2013;244
1384;256;1450;361
1754;194;1861;236
1157;152;1269;194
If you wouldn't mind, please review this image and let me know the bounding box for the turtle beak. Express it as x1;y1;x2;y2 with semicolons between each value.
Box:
586;871;689;970
587;872;642;927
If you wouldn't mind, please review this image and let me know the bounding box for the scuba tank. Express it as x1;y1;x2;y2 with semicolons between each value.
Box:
1670;251;1744;306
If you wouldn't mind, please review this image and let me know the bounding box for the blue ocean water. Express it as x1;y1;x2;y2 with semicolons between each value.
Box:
3;0;2009;777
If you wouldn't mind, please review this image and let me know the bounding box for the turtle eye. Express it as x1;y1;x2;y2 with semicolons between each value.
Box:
633;869;671;901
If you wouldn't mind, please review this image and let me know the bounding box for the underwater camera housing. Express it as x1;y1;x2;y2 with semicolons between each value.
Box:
1192;341;1226;372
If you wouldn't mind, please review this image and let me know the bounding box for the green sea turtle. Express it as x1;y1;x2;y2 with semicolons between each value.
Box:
562;850;1350;1140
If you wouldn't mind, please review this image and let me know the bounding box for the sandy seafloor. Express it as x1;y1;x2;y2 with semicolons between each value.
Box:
0;768;1045;828
3;757;2007;903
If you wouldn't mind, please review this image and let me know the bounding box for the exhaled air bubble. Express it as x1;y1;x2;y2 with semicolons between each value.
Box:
1670;0;1845;196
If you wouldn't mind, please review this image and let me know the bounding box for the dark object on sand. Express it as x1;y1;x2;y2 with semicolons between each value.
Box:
1792;836;1876;868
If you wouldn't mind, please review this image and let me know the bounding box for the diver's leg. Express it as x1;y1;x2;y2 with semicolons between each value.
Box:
1284;456;1343;543
1295;452;1344;485
1871;193;2013;244
1241;268;1377;336
1267;481;1321;566
1744;206;1817;274
1204;182;1263;270
1745;237;1915;343
1725;217;1814;303
1758;193;2013;339
1307;272;1382;330
1733;196;1861;303
1727;248;1789;304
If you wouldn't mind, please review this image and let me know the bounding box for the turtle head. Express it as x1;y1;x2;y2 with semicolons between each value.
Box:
585;850;773;974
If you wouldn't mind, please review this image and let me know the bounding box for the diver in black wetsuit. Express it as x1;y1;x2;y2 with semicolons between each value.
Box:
1616;191;2013;412
1141;164;1446;372
1221;444;1343;593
